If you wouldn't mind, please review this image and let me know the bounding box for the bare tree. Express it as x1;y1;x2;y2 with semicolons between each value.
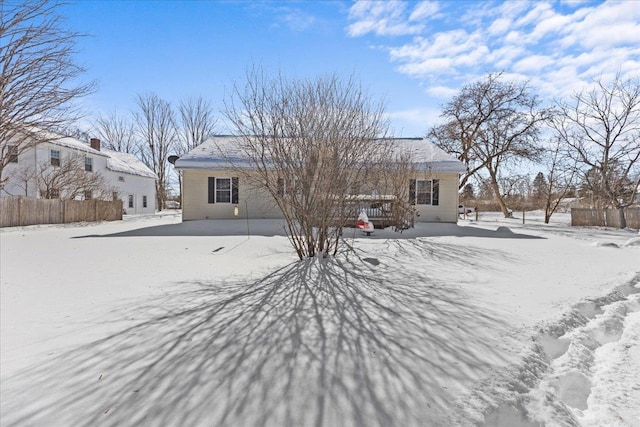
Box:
428;73;550;217
373;148;417;231
135;93;177;211
34;153;116;200
0;0;95;187
94;111;138;154
554;74;640;228
178;96;217;153
171;97;218;205
224;68;391;259
539;138;578;224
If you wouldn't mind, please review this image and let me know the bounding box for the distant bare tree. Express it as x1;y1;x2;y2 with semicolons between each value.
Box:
35;153;115;200
178;97;217;153
554;74;640;228
135;93;177;211
428;73;551;217
0;0;95;187
172;97;218;205
224;68;391;259
540;138;578;224
12;164;36;196
95;111;138;154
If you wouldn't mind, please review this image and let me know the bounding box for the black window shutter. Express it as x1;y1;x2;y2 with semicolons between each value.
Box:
432;179;439;206
232;177;239;204
409;179;416;205
208;177;215;204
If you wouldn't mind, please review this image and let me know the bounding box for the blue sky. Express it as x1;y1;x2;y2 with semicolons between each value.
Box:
63;0;640;137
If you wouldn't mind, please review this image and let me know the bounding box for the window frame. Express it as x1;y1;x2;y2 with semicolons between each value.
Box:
128;195;134;208
216;177;232;203
84;190;92;200
85;156;93;172
50;149;60;167
410;179;439;206
208;176;239;204
8;145;18;163
143;195;147;208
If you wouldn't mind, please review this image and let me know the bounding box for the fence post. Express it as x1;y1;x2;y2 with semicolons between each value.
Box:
18;196;24;226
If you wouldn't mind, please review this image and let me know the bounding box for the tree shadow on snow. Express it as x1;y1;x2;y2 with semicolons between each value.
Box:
2;246;515;427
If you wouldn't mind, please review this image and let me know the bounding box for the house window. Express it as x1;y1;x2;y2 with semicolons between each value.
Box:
51;150;60;167
8;145;18;163
112;192;118;201
84;190;92;200
208;177;239;204
128;195;134;208
143;195;147;208
50;188;60;199
410;179;439;206
276;177;299;197
118;176;125;182
85;156;93;172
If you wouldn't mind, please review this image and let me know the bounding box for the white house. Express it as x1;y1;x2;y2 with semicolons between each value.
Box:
175;136;466;224
1;133;157;215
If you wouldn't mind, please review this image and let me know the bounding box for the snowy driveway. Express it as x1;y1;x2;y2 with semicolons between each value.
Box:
1;212;638;426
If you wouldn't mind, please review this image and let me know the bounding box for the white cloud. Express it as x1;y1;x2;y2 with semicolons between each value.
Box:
409;1;440;21
278;9;316;32
425;85;458;98
346;0;639;110
512;55;555;73
487;18;511;36
560;1;640;49
347;0;424;36
387;107;442;135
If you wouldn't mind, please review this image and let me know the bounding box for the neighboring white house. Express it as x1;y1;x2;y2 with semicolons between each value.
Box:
1;133;157;215
175;136;466;223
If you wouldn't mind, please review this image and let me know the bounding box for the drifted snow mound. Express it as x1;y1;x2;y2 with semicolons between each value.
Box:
495;226;514;235
623;237;640;247
593;241;620;248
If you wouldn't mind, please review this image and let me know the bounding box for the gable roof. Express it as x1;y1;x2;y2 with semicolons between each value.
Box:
45;136;110;158
103;149;158;179
33;130;156;179
175;136;465;173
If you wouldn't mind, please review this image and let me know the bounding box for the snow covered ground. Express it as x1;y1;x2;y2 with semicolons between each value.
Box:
1;210;638;426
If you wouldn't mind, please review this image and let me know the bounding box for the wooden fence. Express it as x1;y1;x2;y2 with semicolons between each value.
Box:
0;196;123;228
571;208;640;229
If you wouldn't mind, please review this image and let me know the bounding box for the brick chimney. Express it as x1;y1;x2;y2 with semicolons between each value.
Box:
90;138;101;151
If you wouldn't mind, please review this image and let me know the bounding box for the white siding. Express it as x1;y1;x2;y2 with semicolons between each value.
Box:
182;169;461;223
182;170;281;221
1;140;156;214
411;172;460;223
103;170;156;215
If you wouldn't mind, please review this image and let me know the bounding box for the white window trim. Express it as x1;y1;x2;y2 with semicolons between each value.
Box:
416;179;432;205
50;149;61;166
215;177;232;203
